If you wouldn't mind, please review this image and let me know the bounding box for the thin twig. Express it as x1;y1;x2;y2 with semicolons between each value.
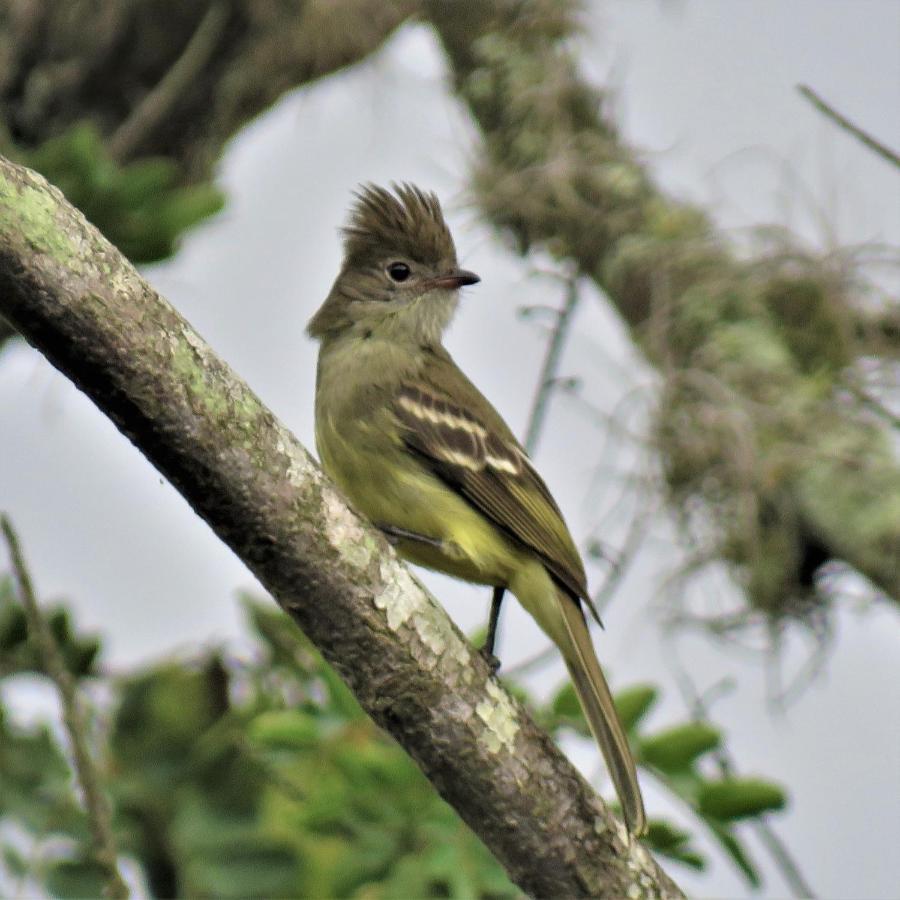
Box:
504;504;650;679
797;84;900;171
667;640;817;899
847;382;900;429
523;275;581;455
1;516;128;899
109;3;230;162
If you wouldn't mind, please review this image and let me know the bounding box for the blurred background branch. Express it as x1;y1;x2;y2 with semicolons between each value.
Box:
424;0;899;621
796;84;900;171
1;517;128;899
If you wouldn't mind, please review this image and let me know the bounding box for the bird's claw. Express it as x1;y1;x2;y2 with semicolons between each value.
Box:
480;646;502;674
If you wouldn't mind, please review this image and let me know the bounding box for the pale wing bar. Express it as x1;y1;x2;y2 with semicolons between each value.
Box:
394;383;598;619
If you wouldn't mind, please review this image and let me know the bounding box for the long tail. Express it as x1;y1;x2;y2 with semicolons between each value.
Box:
556;590;647;836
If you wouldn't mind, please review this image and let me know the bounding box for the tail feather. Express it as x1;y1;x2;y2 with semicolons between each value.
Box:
557;591;647;836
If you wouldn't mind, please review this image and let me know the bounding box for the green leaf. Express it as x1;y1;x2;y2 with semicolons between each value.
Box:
643;819;706;872
549;683;590;737
249;710;321;750
2;843;29;878
111;158;178;205
43;856;110;899
15;122;225;265
614;684;658;732
645;818;691;852
698;777;787;821
640;722;721;772
708;820;761;887
0;586;101;679
551;682;581;717
0;713;87;838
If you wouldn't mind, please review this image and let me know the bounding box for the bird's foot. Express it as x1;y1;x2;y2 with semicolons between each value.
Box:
480;646;502;675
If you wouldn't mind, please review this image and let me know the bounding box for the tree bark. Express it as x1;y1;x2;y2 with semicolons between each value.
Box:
0;155;683;899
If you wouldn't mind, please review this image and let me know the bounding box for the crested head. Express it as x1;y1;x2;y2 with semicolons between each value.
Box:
343;183;456;269
307;183;479;345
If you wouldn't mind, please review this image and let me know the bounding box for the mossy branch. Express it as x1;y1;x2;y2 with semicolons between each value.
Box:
0;155;683;899
425;0;899;619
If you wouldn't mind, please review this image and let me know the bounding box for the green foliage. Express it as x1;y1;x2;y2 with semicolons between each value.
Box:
13;124;224;264
698;778;786;821
545;678;788;887
0;706;87;840
644;820;704;872
0;576;100;677
0;581;791;896
640;722;721;772
0;591;516;898
44;855;110;899
613;683;658;732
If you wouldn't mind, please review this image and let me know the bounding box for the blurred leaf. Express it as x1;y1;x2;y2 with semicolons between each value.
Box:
644;819;706;871
640;722;721;773
698;778;787;821
708;820;761;887
2;843;28;878
0;578;100;679
243;596;317;675
0;593;28;650
0;705;87;839
15;123;224;264
614;684;658;732
173;796;299;899
548;682;590;737
249;710;320;750
43;855;109;899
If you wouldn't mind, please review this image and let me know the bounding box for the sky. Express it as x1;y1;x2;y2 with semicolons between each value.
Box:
2;1;899;897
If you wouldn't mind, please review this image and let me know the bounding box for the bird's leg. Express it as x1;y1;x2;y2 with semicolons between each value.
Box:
480;586;506;674
377;523;444;548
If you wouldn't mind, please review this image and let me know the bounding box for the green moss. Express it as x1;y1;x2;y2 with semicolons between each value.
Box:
169;338;231;422
760;276;851;374
0;169;76;264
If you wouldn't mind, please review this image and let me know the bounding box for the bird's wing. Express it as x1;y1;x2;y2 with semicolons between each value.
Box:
393;356;598;621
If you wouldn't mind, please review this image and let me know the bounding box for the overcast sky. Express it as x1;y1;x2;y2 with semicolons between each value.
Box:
2;2;899;897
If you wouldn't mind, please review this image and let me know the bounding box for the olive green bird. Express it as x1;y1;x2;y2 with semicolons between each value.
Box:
307;183;646;835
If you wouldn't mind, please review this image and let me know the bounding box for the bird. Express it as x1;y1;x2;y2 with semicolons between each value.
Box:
307;182;646;835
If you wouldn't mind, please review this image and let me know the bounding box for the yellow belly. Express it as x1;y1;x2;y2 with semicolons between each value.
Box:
316;412;521;588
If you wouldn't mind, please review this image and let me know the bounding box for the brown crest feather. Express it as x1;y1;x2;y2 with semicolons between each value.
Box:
343;183;457;268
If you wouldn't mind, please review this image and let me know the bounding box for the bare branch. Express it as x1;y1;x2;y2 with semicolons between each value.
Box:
1;516;128;900
667;652;816;899
523;272;581;455
0;156;682;899
797;84;900;171
108;3;231;162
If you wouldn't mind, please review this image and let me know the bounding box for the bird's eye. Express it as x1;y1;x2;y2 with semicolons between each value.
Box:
387;262;411;282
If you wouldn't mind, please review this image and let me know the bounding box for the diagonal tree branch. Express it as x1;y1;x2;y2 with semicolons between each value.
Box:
0;156;682;899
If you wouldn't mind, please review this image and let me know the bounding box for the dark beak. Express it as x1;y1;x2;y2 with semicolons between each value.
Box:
429;269;481;290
